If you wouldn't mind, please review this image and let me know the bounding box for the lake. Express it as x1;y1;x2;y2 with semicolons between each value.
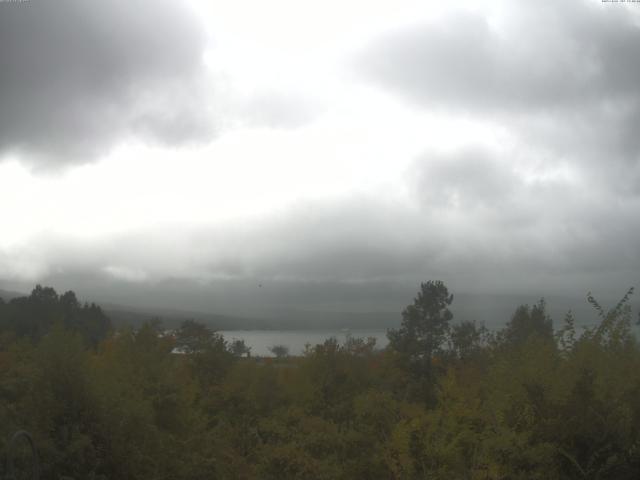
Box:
219;329;389;357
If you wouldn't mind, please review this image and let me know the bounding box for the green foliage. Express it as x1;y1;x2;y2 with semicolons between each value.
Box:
0;285;111;346
229;338;251;358
503;298;554;348
387;281;453;399
388;281;453;358
174;319;220;354
268;344;290;358
449;320;488;360
1;283;640;479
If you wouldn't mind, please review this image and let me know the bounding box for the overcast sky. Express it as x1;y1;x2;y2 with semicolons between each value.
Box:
1;0;639;318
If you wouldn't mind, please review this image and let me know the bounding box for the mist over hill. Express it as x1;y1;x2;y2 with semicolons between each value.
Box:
4;282;634;332
0;288;23;301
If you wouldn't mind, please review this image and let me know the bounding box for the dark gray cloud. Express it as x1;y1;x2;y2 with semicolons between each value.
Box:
409;148;518;210
0;0;212;167
355;0;640;290
406;145;640;292
358;0;640;188
359;2;640;112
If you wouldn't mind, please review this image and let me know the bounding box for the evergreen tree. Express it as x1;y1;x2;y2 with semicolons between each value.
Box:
387;280;453;391
504;298;553;347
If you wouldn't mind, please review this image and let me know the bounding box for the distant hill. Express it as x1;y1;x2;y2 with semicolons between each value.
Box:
102;304;400;331
3;285;637;332
102;304;272;330
248;308;398;330
0;288;398;331
0;288;25;301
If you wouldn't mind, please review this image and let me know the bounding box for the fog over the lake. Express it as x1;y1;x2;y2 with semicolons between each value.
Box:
1;0;639;324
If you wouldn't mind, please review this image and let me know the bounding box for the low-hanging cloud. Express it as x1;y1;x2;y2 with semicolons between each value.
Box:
0;0;214;168
2;170;638;312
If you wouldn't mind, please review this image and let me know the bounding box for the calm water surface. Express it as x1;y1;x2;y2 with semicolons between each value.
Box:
220;329;389;357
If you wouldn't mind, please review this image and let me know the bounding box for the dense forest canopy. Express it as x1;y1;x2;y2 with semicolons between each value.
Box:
0;282;639;479
0;285;111;346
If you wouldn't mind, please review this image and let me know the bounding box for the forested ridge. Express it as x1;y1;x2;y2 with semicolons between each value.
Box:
1;281;639;479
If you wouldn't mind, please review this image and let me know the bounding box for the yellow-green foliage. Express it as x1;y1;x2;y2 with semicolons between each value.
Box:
1;288;640;479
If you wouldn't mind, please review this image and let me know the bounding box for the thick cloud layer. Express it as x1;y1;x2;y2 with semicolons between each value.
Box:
350;0;640;308
0;0;213;167
1;184;637;314
1;0;639;324
359;1;640;112
358;0;640;189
